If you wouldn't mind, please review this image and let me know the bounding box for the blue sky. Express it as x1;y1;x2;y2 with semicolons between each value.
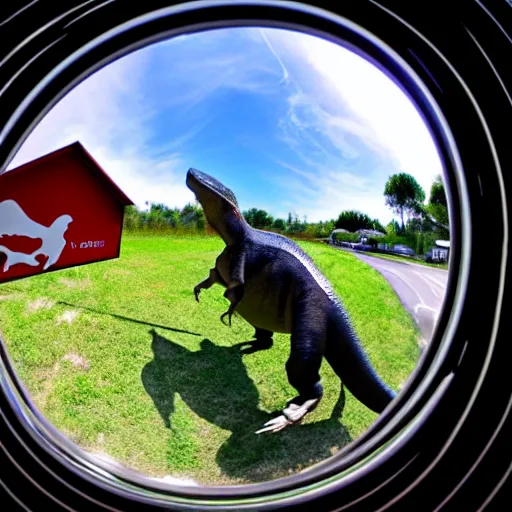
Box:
8;27;443;225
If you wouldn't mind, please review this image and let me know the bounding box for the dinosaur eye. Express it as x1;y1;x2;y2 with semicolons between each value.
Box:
3;3;503;511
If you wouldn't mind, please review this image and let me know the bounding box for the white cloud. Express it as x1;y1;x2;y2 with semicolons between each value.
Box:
6;46;195;211
261;29;444;224
5;28;287;213
153;28;284;113
273;159;390;223
286;31;443;184
5;27;444;225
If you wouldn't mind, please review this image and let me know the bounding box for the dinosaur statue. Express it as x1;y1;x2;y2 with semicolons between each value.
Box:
186;168;397;433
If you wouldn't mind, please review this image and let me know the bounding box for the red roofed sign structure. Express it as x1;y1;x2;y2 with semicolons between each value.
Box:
0;141;134;284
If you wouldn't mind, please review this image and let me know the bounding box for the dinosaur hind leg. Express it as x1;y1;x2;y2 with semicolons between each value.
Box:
256;324;324;433
254;327;274;347
238;327;274;354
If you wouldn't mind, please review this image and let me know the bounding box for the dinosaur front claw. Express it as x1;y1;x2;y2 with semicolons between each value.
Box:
194;286;201;302
220;311;232;326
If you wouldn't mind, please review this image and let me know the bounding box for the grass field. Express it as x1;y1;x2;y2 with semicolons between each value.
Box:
0;235;420;485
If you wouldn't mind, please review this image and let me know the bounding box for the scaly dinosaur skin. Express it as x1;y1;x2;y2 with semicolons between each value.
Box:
186;168;397;433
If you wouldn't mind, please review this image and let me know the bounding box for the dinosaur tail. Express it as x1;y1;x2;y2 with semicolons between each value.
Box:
325;306;397;414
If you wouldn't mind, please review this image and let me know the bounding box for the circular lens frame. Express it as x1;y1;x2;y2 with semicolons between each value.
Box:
0;1;507;510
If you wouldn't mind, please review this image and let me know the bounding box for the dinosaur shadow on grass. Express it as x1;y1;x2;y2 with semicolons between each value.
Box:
57;301;201;336
141;329;352;483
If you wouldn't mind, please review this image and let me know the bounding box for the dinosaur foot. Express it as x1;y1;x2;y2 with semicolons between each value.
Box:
255;397;320;434
237;337;273;354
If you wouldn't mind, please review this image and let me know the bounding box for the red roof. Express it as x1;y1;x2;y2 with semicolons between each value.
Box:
4;141;134;206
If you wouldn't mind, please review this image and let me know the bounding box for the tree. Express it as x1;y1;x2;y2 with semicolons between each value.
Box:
149;202;167;213
335;210;382;233
370;218;386;233
180;202;205;230
406;217;423;233
386;220;400;235
384;173;426;232
272;218;286;231
429;174;447;207
181;202;199;217
425;174;449;231
308;220;335;238
243;208;274;229
287;212;306;234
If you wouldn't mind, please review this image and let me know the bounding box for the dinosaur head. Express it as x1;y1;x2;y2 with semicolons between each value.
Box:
186;168;247;244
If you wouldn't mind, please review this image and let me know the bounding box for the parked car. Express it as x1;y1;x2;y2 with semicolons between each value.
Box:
390;244;415;256
350;242;374;252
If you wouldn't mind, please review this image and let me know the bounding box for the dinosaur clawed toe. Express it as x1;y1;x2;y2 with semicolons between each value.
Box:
255;397;320;434
255;414;291;434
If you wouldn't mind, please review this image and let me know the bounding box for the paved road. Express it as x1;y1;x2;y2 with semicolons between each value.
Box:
353;252;449;348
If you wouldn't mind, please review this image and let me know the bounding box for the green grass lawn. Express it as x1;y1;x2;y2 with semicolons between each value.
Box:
0;235;420;485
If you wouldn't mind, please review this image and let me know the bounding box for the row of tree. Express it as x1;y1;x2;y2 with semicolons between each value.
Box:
123;202;206;232
122;172;449;254
123;202;337;239
331;172;450;256
383;172;449;234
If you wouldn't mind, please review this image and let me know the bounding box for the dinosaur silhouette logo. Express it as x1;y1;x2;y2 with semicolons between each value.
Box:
0;199;73;272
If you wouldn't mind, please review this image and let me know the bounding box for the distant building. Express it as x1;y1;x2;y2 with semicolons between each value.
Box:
426;240;450;263
355;229;386;238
